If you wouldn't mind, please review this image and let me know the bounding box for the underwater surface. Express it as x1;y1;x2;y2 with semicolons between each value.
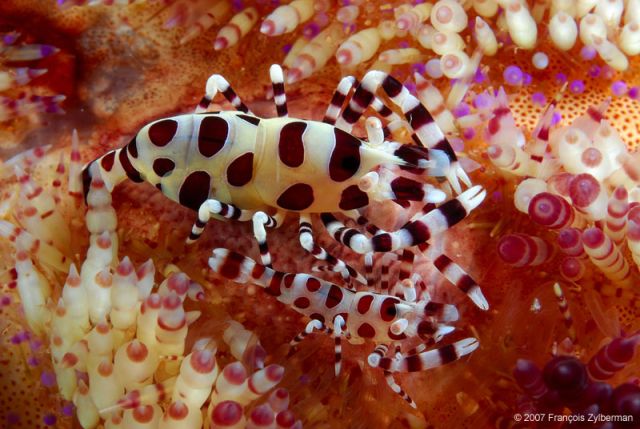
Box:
1;0;640;428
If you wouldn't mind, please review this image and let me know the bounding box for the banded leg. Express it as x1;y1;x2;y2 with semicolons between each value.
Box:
253;211;285;268
196;73;252;114
359;70;471;193
384;370;417;408
320;185;486;254
323;76;357;127
377;338;479;374
298;214;365;284
325;75;402;139
366;343;417;408
269;64;288;118
380;252;397;292
364;253;374;287
332;315;346;376
433;253;489;310
188;199;255;243
289;319;325;348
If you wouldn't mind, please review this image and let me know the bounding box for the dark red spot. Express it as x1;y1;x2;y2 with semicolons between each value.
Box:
390;177;424;201
405;104;434;131
152;158;175;177
276;183;314;211
148;119;178;147
294;297;310;309
356;294;374;314
220;252;244;280
251;263;265;279
339;185;369;210
100;151;115;172
382;75;403;97
325;285;343;309
119;148;143;183
279;122;306;167
330;128;361;182
283;274;295;288
417;320;437;336
127;137;138;158
310;313;325;323
267;272;283;297
227;153;254;187
198;116;228;157
306;277;321;292
380;297;399;322
178;171;211;211
357;323;376;338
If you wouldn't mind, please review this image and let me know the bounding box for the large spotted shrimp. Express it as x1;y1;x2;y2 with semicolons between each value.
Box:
82;64;486;289
209;247;480;409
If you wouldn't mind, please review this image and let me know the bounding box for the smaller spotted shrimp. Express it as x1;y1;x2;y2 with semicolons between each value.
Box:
209;247;479;409
83;64;484;286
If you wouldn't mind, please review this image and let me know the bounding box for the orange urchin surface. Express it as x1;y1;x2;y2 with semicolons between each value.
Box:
1;1;640;429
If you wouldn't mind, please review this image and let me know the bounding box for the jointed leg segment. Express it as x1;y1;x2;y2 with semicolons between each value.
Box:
298;214;366;284
188;199;255;243
196;73;253;114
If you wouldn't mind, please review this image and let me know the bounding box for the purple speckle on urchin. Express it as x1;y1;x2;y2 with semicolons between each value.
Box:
473;93;492;109
282;44;292;54
503;65;523;86
62;402;74;417
629;86;639;100
492;191;503;202
3;33;18;45
588;65;601;78
43;414;56;426
0;295;10;306
474;67;486;83
27;356;39;367
302;23;320;39
11;331;28;345
40;371;56;387
411;62;425;74
398;40;410;48
231;0;243;11
611;80;628;96
551;112;562;126
299;374;311;384
555;72;567;84
531;92;546;107
463;128;476;140
570;80;585;94
580;45;597;61
29;339;42;351
453;102;470;118
522;73;532;86
39;45;57;58
404;82;416;94
6;412;20;425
